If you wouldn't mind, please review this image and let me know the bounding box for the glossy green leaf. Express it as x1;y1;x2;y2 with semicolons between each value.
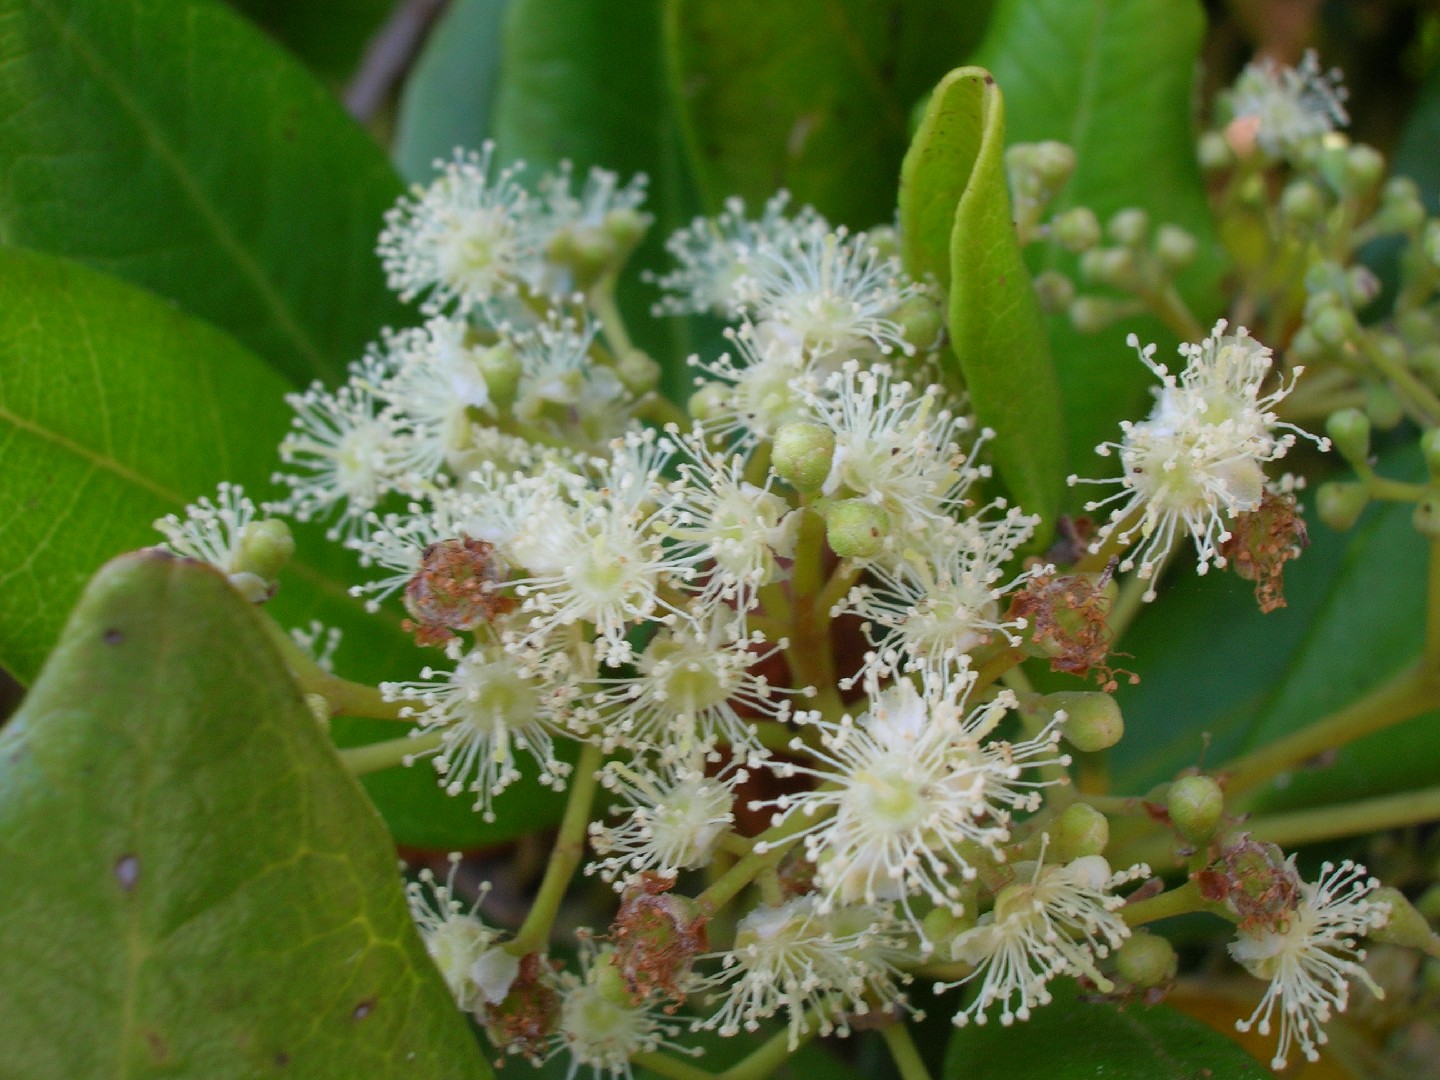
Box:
975;0;1224;488
0;246;565;848
0;552;489;1078
394;0;510;185
901;67;1065;536
1393;59;1440;216
1111;445;1437;810
664;0;992;228
945;981;1268;1079
228;0;394;84
0;0;408;387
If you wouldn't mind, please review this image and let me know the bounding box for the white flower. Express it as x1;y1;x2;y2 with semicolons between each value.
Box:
836;510;1037;684
272;375;400;543
1230;50;1348;160
755;672;1069;948
551;947;691;1080
689;321;816;451
405;853;509;1011
1229;859;1389;1070
1071;322;1323;599
651;191;825;319
735;225;925;358
587;747;743;888
694;896;912;1047
530;164;651;296
154;483;273;602
509;314;632;443
940;849;1149;1027
289;620;342;673
383;639;574;821
378;143;539;314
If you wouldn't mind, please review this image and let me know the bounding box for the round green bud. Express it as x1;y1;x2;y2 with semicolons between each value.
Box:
1413;345;1440;386
1079;247;1139;291
825;499;889;559
1154;225;1198;271
1033;270;1076;314
479;342;523;409
1342;144;1386;196
1046;691;1124;752
1378;178;1426;234
1052;207;1101;253
1167;775;1225;846
1414;495;1440;538
1309;303;1357;348
546;227;617;291
603;207;651;254
687;382;728;422
1280;179;1327;224
1288;325;1325;364
1069;297;1122;334
1324;407;1371;465
1106;208;1150;248
235;517;295;588
921;896;977;946
1304;259;1348;295
1399;308;1438;347
1031;141;1077;188
1114;932;1178;989
1053;802;1109;862
891;293;944;351
1415;883;1440;923
615;349;661;395
1197;131;1233;171
1422;429;1440;480
772;422;836;495
1345;266;1381;308
1316;481;1370;532
1385;176;1422;206
1370;887;1436;950
1366;381;1405;432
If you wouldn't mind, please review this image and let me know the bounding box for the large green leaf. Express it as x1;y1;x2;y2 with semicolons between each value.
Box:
394;0;510;185
900;67;1065;537
1111;446;1436;811
663;0;992;228
974;0;1223;489
0;247;565;848
0;0;408;387
945;981;1268;1079
227;0;394;84
0;551;489;1078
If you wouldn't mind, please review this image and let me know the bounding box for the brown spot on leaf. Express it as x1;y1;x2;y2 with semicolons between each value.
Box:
274;1051;290;1068
145;1029;170;1064
115;854;140;892
351;999;375;1021
103;627;124;645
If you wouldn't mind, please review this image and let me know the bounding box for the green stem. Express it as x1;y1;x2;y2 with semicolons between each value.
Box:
1142;282;1205;342
1222;664;1436;799
1428;538;1440;675
1357;333;1440;424
1121;881;1218;927
263;615;410;720
629;1053;713;1080
1243;784;1440;847
337;730;444;775
507;742;604;956
590;275;635;357
881;1023;933;1080
633;1010;821;1080
696;801;825;915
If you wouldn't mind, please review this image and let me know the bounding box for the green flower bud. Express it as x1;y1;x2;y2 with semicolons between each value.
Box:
687;382;728;423
235;517;295;588
772;422;836;495
479;342;523;409
1414;495;1440;538
1399;308;1438;347
1280;179;1326;224
1413;345;1440;386
1114;932;1178;989
1309;303;1357;348
1031;141;1077;188
1288;325;1325;364
1080;247;1140;291
603;207;651;255
1045;691;1124;752
591;949;632;1007
1325;407;1371;465
1154;225;1197;271
1316;481;1369;531
1341;144;1385;196
1425;220;1440;269
1422;429;1440;480
1052;207;1101;253
615;349;661;395
1106;208;1150;247
1197;131;1233;172
1033;270;1076;314
1069;297;1124;334
1052;802;1109;861
825;499;889;559
1416;883;1440;922
546;227;618;291
1370;887;1436;950
921;895;977;946
891;293;944;351
1345;266;1381;308
1366;381;1405;432
1167;775;1225;846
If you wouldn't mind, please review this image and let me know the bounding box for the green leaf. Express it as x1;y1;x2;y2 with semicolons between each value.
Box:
0;551;490;1078
0;0;408;387
900;67;1066;536
394;0;510;185
945;981;1268;1079
663;0;992;228
227;0;394;84
974;0;1224;487
0;246;565;849
1111;445;1437;810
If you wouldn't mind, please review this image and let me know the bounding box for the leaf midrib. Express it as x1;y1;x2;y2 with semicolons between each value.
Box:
25;0;329;382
